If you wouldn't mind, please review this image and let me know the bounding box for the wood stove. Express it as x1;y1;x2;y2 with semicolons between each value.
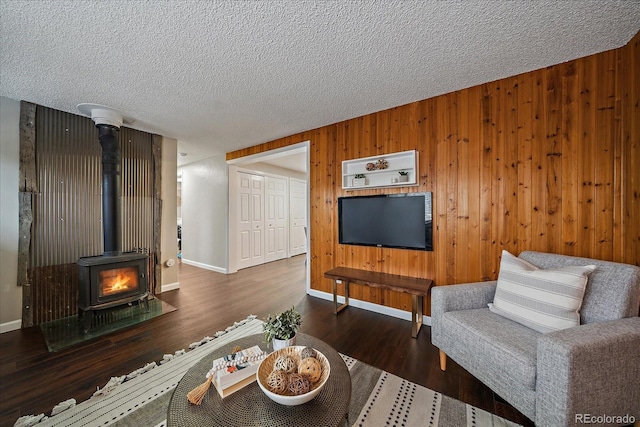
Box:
76;104;150;332
77;252;149;332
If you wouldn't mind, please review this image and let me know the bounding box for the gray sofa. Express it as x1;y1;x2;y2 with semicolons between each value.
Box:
431;251;640;427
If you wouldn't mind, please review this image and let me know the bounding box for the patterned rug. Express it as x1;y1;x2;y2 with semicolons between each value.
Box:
16;316;521;427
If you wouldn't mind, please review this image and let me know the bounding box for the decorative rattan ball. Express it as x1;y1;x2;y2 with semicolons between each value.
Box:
266;370;288;394
287;373;311;395
274;355;297;373
366;162;376;171
300;346;317;359
376;158;388;170
298;357;322;383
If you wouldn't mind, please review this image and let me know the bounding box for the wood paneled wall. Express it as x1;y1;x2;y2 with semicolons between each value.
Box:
228;33;640;315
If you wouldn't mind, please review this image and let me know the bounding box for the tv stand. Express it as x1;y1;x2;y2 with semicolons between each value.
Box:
324;267;434;338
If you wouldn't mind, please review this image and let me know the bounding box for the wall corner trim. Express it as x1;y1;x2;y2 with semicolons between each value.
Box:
161;282;180;293
0;319;22;334
180;259;228;274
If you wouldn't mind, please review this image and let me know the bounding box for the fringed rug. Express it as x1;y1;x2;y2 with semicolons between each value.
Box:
17;316;521;427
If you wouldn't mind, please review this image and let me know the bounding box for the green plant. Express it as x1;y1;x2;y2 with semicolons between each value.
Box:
263;306;302;341
398;170;409;176
354;173;366;179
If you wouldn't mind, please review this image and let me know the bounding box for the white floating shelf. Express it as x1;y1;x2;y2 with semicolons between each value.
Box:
342;150;418;190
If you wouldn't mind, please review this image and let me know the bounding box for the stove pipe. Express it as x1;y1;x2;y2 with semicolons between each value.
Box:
77;104;133;257
98;124;122;256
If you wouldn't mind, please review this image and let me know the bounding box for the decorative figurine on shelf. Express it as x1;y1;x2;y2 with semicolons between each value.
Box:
365;162;376;171
376;158;388;170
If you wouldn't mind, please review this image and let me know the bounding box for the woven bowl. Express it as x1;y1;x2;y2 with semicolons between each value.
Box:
257;346;330;406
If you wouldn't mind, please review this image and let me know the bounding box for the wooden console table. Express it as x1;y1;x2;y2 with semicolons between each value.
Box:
324;267;434;338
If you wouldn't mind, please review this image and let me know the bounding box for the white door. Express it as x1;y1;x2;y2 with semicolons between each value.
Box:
237;173;265;270
265;177;288;263
289;179;307;256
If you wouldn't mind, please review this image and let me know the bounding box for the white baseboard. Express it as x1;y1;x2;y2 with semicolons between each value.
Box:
1;319;22;334
181;259;227;274
306;289;432;326
161;282;180;292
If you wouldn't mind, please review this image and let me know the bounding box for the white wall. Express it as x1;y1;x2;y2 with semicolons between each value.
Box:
0;97;22;332
179;155;228;273
160;136;179;291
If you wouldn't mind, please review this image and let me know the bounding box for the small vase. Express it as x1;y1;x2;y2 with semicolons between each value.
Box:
398;175;409;182
352;178;367;187
272;335;296;350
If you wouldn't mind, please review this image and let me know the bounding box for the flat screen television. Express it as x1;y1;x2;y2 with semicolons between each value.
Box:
338;192;433;251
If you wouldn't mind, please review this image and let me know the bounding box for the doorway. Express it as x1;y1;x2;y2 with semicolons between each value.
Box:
227;142;310;289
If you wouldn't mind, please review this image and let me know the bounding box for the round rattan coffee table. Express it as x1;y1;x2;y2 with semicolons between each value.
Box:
167;333;351;427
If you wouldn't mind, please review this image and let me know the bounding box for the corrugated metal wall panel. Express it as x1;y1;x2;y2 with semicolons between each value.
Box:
120;127;154;253
33;106;102;266
30;106;156;324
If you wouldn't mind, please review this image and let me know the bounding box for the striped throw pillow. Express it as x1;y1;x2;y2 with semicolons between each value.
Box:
488;250;596;333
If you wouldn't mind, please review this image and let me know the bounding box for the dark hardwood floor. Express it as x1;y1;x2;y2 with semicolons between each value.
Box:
0;256;533;426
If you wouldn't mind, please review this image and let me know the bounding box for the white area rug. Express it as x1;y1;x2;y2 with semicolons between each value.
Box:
16;316;522;427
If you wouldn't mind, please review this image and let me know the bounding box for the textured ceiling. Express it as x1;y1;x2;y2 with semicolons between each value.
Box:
1;1;639;166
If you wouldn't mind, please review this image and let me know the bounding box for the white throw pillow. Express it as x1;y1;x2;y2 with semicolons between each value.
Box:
488;250;596;333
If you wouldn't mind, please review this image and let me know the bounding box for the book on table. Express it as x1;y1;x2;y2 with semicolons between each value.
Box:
210;345;267;397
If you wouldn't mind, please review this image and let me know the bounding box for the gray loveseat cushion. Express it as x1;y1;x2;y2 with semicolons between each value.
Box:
442;308;540;390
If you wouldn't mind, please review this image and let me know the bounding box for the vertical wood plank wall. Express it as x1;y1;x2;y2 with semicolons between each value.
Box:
228;34;640;315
